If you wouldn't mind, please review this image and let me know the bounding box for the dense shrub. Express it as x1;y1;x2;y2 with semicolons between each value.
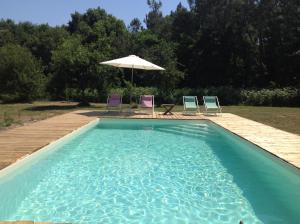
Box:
168;86;299;106
171;86;242;105
109;87;159;103
241;88;299;106
64;88;99;103
0;44;46;103
63;86;160;104
48;86;300;107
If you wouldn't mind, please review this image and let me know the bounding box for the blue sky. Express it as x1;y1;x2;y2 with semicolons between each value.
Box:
0;0;188;26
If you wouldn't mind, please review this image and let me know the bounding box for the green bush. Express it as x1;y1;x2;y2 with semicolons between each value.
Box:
241;88;299;106
0;44;46;103
131;87;159;103
171;86;242;105
63;86;160;104
0;94;21;103
0;112;14;127
51;86;300;107
109;87;159;104
170;86;298;106
65;88;99;102
108;88;126;96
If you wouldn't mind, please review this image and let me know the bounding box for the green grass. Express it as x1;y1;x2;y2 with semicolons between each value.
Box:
0;101;105;129
0;101;299;135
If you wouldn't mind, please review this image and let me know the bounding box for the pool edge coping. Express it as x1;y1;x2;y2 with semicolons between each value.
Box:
207;119;300;172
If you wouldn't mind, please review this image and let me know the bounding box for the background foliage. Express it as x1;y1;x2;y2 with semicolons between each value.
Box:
0;0;299;105
0;44;45;102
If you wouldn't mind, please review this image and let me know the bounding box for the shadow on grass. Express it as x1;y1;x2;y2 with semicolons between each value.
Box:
77;110;153;118
24;105;79;111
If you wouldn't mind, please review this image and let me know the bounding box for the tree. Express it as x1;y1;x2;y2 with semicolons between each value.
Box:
0;2;299;104
129;30;183;93
29;25;69;69
168;3;197;86
144;0;164;34
65;8;130;100
180;0;262;87
254;0;300;86
51;36;99;105
0;19;16;47
129;18;143;33
0;44;45;102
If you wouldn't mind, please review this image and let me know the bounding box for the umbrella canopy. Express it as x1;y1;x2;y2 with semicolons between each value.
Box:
100;55;165;71
100;55;165;109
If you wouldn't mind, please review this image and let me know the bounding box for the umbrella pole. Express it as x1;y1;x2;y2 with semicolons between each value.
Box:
131;67;133;103
129;67;133;112
131;67;134;84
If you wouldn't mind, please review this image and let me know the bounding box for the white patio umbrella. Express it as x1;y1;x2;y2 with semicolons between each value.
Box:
100;54;165;83
100;55;165;106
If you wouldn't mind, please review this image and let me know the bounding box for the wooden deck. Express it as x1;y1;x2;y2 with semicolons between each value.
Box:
0;111;96;170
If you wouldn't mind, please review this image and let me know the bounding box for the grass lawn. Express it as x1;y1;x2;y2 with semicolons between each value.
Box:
0;101;105;129
0;101;299;135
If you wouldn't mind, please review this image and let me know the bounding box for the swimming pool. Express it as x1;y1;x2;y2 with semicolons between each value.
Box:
0;119;299;223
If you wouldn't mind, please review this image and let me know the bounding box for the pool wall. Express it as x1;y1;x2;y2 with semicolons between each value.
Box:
206;121;300;222
0;118;99;220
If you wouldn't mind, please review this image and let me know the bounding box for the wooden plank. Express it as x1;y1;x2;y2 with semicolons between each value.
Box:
0;110;96;170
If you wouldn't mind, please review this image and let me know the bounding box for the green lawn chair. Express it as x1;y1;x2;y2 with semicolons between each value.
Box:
203;96;222;115
183;96;200;114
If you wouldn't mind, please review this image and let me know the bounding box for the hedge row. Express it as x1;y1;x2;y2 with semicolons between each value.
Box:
171;87;300;106
4;86;298;106
57;86;300;107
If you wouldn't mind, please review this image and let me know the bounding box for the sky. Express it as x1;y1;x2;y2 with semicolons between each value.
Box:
0;0;188;27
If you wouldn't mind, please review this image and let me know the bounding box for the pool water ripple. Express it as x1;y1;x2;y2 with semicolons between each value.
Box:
1;119;300;223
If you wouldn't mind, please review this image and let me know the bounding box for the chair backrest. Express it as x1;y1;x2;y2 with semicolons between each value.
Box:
203;96;219;108
108;94;122;106
183;96;198;108
140;95;154;108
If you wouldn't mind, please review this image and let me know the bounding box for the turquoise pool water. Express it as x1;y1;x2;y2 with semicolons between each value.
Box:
0;119;300;223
